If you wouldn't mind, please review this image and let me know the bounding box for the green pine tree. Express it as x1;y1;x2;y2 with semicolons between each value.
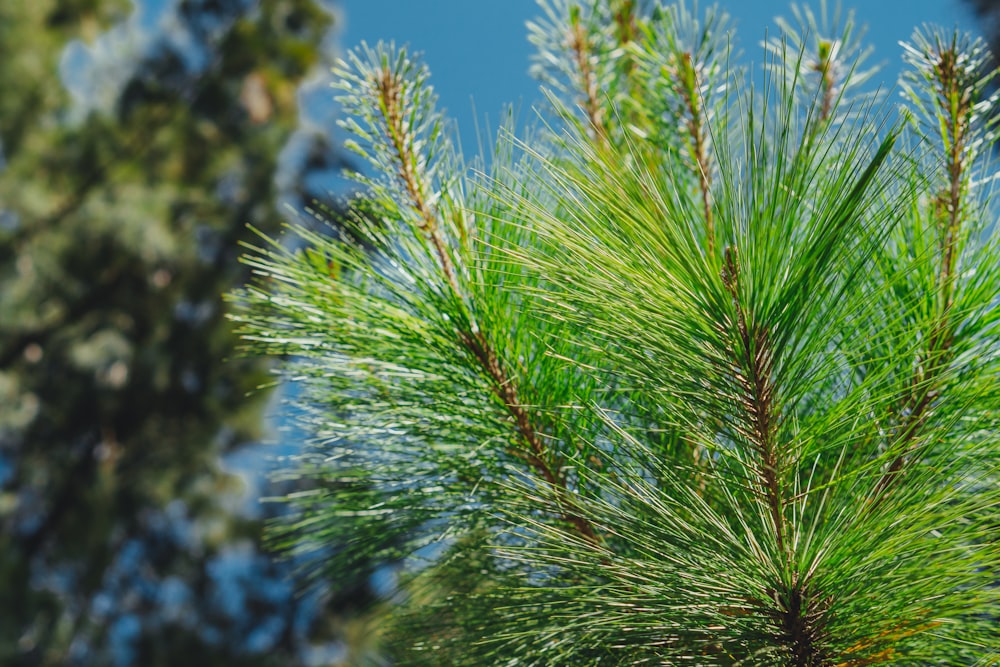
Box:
234;1;1000;664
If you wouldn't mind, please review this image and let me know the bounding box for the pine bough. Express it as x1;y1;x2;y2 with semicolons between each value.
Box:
232;2;1000;664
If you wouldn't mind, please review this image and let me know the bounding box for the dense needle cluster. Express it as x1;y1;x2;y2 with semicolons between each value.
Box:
232;2;1000;664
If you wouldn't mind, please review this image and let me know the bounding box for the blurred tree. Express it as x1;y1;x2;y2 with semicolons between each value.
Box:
0;1;369;665
235;1;1000;664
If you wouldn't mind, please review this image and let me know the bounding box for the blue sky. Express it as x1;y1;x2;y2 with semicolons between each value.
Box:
338;0;979;155
62;1;983;160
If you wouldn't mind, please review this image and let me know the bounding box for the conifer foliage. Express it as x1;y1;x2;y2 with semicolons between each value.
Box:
234;2;1000;664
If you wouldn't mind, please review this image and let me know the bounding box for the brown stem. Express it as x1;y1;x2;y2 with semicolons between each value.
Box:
722;247;785;559
722;249;832;663
461;330;600;545
937;63;965;318
820;71;835;125
374;67;458;292
816;51;836;124
768;574;833;667
676;53;715;255
612;0;637;48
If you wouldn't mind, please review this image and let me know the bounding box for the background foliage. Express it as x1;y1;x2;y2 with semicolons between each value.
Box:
0;1;379;664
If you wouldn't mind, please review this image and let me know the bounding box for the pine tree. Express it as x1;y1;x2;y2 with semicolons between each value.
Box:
234;1;1000;664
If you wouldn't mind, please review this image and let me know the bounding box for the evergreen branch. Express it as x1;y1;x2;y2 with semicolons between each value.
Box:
344;47;602;546
872;32;988;502
721;246;786;561
373;63;459;292
675;51;716;254
628;2;731;254
766;3;880;126
460;329;600;545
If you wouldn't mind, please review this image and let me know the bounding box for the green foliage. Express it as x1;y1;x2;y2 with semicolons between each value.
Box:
234;2;1000;664
0;0;348;663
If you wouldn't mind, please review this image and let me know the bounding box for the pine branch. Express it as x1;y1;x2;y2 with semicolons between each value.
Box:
766;4;880;128
675;51;716;255
872;32;985;502
722;246;786;560
374;64;459;292
722;247;837;665
460;329;600;545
